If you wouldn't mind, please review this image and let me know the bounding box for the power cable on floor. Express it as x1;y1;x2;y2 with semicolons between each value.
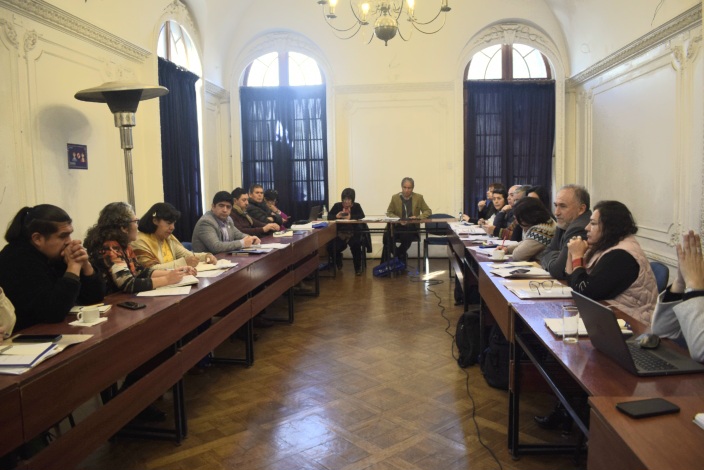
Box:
423;282;504;470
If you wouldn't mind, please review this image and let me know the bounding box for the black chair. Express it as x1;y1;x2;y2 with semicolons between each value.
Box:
650;261;669;293
423;213;453;274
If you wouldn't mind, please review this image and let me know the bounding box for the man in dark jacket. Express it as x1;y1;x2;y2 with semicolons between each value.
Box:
247;184;283;226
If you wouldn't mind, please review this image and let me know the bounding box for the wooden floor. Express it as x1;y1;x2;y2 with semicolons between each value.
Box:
76;259;585;470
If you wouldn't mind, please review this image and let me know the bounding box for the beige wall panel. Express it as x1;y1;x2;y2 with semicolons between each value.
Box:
591;65;676;235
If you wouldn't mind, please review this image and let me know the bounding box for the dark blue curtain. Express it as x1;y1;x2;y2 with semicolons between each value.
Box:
240;85;328;222
463;81;555;217
158;57;202;241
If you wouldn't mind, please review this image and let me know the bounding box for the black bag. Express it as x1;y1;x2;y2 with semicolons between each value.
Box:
479;325;510;390
455;310;481;367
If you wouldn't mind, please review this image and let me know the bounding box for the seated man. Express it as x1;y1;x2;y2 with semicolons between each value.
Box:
383;177;432;265
652;230;704;362
192;191;260;254
247;184;283;226
231;187;280;236
0;204;105;331
540;184;592;280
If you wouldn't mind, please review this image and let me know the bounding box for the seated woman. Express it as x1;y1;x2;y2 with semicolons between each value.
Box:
264;189;290;227
652;230;704;362
131;202;217;270
328;188;366;276
498;198;555;262
85;202;188;294
566;200;658;324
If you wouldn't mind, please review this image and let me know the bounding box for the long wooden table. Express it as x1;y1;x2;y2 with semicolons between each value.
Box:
446;229;704;468
2;225;335;470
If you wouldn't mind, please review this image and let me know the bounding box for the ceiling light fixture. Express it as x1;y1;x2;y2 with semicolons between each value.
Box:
317;0;451;46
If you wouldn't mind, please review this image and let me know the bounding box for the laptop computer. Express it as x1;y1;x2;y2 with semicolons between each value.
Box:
572;291;704;376
307;205;322;222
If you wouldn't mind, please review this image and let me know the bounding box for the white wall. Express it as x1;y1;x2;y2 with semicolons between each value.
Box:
570;6;703;272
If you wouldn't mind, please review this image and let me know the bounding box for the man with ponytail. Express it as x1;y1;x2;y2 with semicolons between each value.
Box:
0;205;105;331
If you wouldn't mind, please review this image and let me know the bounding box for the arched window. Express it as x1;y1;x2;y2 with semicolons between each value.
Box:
463;44;555;217
243;51;323;87
240;51;328;221
157;20;204;241
466;44;551;80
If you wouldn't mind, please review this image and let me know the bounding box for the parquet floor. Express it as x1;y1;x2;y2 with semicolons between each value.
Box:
77;259;585;470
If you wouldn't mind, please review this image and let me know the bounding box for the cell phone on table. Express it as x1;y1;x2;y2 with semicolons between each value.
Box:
116;301;146;310
616;398;680;419
12;334;62;343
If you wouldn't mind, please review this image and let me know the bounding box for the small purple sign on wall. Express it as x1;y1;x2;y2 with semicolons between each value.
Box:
68;143;88;170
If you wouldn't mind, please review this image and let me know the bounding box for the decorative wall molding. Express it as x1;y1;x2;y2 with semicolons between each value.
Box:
336;81;454;95
0;17;17;47
471;23;561;69
0;0;150;62
163;0;197;38
568;4;701;87
205;80;229;102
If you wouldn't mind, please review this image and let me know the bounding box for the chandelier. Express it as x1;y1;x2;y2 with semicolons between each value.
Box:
317;1;451;46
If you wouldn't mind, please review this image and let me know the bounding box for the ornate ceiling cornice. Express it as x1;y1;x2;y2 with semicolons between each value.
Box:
568;4;701;87
0;0;150;62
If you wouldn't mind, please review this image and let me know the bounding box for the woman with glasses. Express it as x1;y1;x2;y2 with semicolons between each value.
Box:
565;200;658;324
497;198;556;262
85;202;188;294
131;202;216;271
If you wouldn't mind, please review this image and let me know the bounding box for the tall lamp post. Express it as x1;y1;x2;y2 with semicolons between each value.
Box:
75;81;169;211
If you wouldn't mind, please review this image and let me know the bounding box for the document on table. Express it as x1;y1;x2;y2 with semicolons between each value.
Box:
196;259;237;271
502;279;573;299
0;342;56;367
489;265;551;278
258;243;289;249
0;334;92;374
137;286;192;296
70;303;112;314
291;222;314;230
543;318;632;337
196;270;227;278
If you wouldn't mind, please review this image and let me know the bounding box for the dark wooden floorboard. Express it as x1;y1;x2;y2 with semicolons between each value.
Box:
75;259;585;470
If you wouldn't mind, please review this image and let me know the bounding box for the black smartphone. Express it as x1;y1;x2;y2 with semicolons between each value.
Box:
116;301;146;310
12;334;62;343
616;398;680;419
510;268;530;274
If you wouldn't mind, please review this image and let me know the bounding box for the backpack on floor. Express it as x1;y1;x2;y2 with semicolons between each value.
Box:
479;325;510;390
455;310;481;367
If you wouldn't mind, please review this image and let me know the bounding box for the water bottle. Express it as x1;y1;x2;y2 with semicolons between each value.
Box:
321;205;328;220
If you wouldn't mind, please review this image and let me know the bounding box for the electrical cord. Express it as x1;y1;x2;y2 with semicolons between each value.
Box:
421;281;504;470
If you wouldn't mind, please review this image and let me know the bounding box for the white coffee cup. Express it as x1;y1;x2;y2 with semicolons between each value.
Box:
491;249;506;260
77;308;100;323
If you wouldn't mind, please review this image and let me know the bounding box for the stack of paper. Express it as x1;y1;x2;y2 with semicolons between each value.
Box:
544;318;632;337
490;265;551;278
70;304;112;314
0;335;92;375
196;259;237;271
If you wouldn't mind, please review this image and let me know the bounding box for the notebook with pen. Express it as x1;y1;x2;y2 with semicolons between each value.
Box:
572;291;704;376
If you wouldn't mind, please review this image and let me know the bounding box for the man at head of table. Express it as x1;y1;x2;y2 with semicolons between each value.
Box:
191;191;260;254
540;184;592;279
383;177;432;265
